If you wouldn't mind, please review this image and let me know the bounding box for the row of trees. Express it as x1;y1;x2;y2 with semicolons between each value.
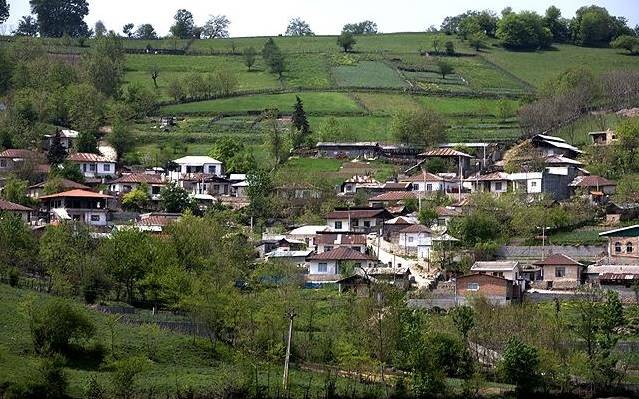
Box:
442;5;637;50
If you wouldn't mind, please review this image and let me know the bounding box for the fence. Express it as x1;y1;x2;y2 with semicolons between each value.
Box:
95;305;210;337
497;245;607;261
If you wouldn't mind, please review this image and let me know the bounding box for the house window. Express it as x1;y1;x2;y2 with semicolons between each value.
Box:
0;159;6;168
492;272;504;278
412;183;419;191
531;181;537;187
90;215;100;222
151;186;161;195
352;219;359;227
615;242;622;253
627;242;634;253
494;182;503;191
318;263;328;273
363;221;371;228
208;165;217;174
555;267;566;278
324;246;333;252
426;183;433;191
467;283;480;291
352;246;360;252
89;164;96;172
103;164;111;172
408;236;414;243
334;221;342;229
213;184;220;192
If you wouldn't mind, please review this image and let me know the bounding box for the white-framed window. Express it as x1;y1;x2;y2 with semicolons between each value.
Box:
90;215;100;222
412;183;419;191
531;181;537;187
627;242;634;253
352;246;360;252
103;163;111;172
334;221;342;229
318;263;328;273
426;183;433;191
0;159;6;168
324;246;333;252
89;164;97;172
408;236;414;243
467;283;480;291
555;267;566;278
364;221;371;228
208;165;217;174
615;242;622;253
494;182;503;191
352;219;359;227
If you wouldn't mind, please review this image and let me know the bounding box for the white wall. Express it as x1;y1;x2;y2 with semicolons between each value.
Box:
309;260;338;275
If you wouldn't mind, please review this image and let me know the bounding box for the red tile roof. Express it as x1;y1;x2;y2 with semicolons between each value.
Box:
307;246;374;261
0;149;40;159
533;253;583;267
570;175;616;188
314;233;367;245
0;199;32;212
436;206;461;217
29;179;89;191
468;172;510;182
110;173;165;184
137;214;179;227
420;148;472;158
39;189;113;200
401;171;446;183
399;224;432;234
381;182;411;190
325;208;391;219
368;191;417;202
67;153;113;163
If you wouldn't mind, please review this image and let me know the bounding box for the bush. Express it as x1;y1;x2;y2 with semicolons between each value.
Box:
30;299;96;355
7;267;19;287
109;356;148;399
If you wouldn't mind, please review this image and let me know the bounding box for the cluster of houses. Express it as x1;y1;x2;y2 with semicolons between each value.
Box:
2;126;639;303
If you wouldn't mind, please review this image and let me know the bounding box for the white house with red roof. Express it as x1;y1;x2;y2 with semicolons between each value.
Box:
397;224;433;259
0;199;32;222
109;173;167;201
67;153;116;179
400;171;458;193
306;246;377;284
39;189;113;226
0;149;44;174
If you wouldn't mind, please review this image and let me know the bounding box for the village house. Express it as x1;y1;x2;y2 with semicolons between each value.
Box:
383;216;418;240
533;253;584;289
134;213;181;233
28;179;90;199
337;266;412;296
455;274;521;303
109;173;167;201
43;129;78;151
589;129;617;146
256;235;307;258
314;232;367;254
396;224;432;260
316;142;380;159
367;191;417;208
585;264;639;301
179;174;232;197
340;175;381;195
286;225;332;246
606;202;639;224
265;249;314;266
569;175;617;201
39;189;113;226
0;199;32;222
415;148;473;178
400;171;458;193
599;225;639;260
435;206;462;227
470;261;521;281
67;153;116;179
0;149;44;175
325;207;394;233
306;246;377;285
530;134;583;158
171;156;223;177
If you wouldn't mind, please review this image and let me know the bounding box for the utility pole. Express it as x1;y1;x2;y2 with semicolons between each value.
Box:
282;310;296;393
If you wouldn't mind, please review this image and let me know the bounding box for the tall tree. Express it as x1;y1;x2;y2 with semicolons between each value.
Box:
243;47;257;71
47;130;67;165
13;15;39;37
437;59;454;78
107;115;132;159
202;15;230;39
497;10;552;50
169;9;195;39
122;23;134;37
29;0;89;37
544;6;570;43
342;21;378;35
285;17;314;36
391;108;446;147
246;169;274;221
264;109;286;166
134;24;157;40
0;0;9;24
290;96;310;149
94;20;106;37
82;32;125;97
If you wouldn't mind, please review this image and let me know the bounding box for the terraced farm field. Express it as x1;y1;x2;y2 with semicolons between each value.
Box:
332;61;408;88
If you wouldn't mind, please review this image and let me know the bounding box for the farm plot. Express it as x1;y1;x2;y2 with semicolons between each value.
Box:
332;61;409;88
351;93;422;114
414;96;520;116
161;92;365;115
282;53;332;88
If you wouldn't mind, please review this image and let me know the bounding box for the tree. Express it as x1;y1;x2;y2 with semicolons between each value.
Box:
337;32;356;52
170;9;195;39
246;169;274;220
107;115;132;158
290;96;310;149
570;6;629;46
28;298;95;355
544;6;570;42
122;83;158;118
437;59;454;79
65;83;104;134
0;213;36;279
13;15;39;37
243;47;257;71
76;131;98;153
444;40;455;55
47;130;67;164
342;21;378;35
160;182;193;213
418;206;438;227
263;110;287;166
202;14;230;39
134;24;157;40
0;0;8;24
94;20;106;37
82;32;125;97
285;17;314;36
149;64;159;88
497;10;552;50
167;78;186;102
29;0;89;37
611;35;639;55
261;38;285;78
499;337;541;397
451;305;475;341
122;186;150;211
1;176;30;206
122;23;134;37
468;32;488;51
391;108;447;147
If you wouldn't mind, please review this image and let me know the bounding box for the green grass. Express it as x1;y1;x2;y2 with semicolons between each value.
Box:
283;53;332;88
310;116;393;142
548;228;608;246
481;43;639;88
332;61;408;88
160;92;364;115
275;158;397;185
414;96;520;116
352;93;421;114
554;113;622;146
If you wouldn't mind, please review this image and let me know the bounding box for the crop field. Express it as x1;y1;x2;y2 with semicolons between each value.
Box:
332;61;408;88
161;92;364;115
352;93;421;114
414;96;519;116
282;53;332;88
482;43;639;88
